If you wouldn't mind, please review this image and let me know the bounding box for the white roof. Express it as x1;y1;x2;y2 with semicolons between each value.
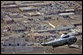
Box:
22;7;32;10
59;12;74;15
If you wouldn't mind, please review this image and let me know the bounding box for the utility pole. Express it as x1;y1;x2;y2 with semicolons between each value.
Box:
30;28;35;42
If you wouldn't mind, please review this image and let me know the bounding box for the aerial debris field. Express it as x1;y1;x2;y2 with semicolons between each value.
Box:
1;1;82;54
